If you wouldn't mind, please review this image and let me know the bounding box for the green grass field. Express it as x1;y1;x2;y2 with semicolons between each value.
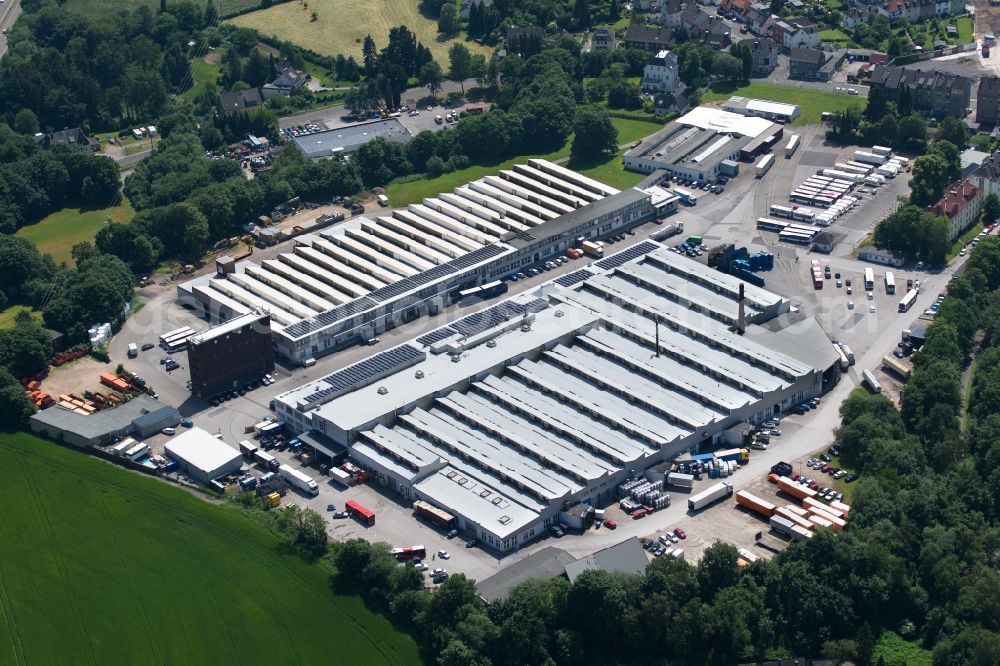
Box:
872;630;932;666
15;202;135;266
702;82;863;126
228;0;491;64
0;306;41;330
0;433;421;665
387;117;662;206
182;56;222;102
569;150;646;190
819;28;851;44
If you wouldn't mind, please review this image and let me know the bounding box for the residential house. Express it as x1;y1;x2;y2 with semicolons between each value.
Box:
841;5;878;29
702;17;733;48
506;26;545;56
459;0;493;20
720;0;752;18
592;28;616;50
738;37;779;76
979;76;1000;126
846;48;889;64
217;88;263;116
789;47;827;79
869;65;972;119
745;3;773;36
680;4;712;35
36;127;100;154
772;18;820;49
927;180;983;241
660;0;684;26
262;64;308;98
642;50;679;93
969;150;1000;199
625;25;675;51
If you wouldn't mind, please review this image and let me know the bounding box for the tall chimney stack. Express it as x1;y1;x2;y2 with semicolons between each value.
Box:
737;283;746;335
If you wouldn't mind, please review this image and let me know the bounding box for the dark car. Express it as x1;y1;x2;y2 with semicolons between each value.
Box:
820;453;832;462
845;474;859;483
446;529;459;539
465;538;478;548
141;343;154;351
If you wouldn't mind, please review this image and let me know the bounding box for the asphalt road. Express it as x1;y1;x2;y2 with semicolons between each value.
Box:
0;0;22;58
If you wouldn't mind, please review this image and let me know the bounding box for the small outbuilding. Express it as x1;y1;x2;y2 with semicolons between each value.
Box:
164;427;243;484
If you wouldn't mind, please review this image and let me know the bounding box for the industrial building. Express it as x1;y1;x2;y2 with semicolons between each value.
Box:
164;428;244;484
291;119;412;159
623;106;783;182
178;159;656;364
722;96;801;123
29;395;180;448
187;311;275;399
272;244;838;552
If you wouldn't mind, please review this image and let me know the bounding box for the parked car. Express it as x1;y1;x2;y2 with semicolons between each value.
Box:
673;528;686;539
446;529;459;539
437;550;450;559
604;519;617;529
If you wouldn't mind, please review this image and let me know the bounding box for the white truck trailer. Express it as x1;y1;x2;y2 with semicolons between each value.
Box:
279;464;320;497
687;481;733;511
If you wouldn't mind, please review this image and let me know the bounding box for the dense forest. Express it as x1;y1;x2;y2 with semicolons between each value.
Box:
319;237;1000;665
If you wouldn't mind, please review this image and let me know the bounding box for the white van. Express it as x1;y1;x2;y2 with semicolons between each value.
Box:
161;427;176;436
303;358;316;367
377;194;389;207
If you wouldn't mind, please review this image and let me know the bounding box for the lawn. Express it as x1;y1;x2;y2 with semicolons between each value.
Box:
228;0;491;64
956;17;974;44
609;116;663;144
819;28;851;44
702;82;863;125
568;149;646;190
0;306;41;329
0;432;422;665
181;56;222;102
15;202;135;266
387;118;660;206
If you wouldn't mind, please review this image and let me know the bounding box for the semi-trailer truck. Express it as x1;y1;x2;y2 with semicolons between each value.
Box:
715;448;749;464
687;481;733;511
253;449;280;471
239;440;258;458
279;464;320;497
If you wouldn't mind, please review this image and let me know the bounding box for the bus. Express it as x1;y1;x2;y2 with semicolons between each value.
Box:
898;289;918;313
159;326;194;346
391;545;427;561
885;271;896;294
165;337;189;354
345;499;376;526
756;218;787;232
770;205;794;219
792;208;815;222
780;230;814;245
864;268;875;291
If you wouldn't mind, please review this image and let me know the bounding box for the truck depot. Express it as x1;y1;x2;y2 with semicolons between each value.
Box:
272;243;839;552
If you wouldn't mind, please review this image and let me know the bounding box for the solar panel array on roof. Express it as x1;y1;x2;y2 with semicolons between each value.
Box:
304;344;424;403
284;296;379;339
451;301;528;338
554;269;594;288
417;327;458;346
368;244;509;303
594;240;659;270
